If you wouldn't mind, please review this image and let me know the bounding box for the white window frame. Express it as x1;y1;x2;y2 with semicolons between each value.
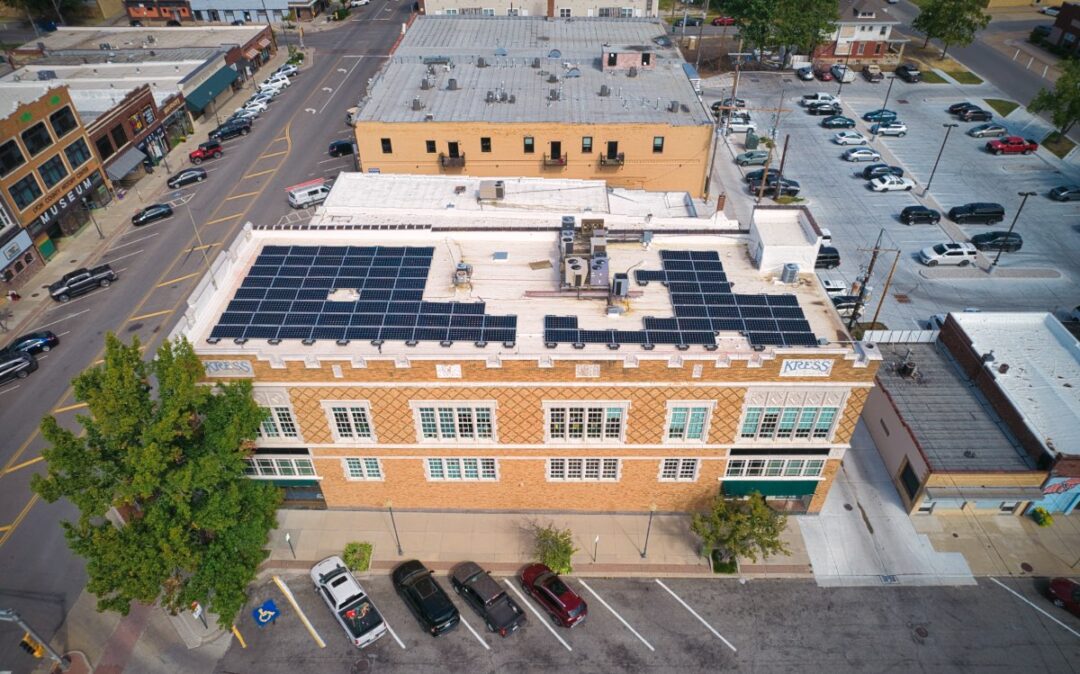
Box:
342;457;384;481
322;401;376;443
481;7;495;15
444;8;458;14
258;406;300;441
245;455;316;478
424;457;499;481
559;8;572;17
410;401;497;443
664;401;713;443
547;458;620;482
738;405;839;442
544;401;629;444
658;458;699;482
725;457;826;479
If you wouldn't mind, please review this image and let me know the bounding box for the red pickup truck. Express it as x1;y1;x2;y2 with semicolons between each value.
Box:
986;136;1038;155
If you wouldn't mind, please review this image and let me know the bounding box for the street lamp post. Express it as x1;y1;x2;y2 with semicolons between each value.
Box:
81;197;104;239
641;504;657;559
924;123;958;194
993;191;1036;268
836;46;854;97
386;501;403;555
871;76;895;140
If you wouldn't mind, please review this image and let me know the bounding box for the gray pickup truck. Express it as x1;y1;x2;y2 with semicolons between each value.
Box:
311;556;387;649
48;264;116;302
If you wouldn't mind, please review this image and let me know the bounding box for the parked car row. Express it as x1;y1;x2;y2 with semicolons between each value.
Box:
313;558;587;649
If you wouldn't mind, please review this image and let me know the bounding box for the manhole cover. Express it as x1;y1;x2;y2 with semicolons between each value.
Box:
915;626;928;638
351;660;371;674
844;503;853;511
1021;562;1033;573
893;294;911;303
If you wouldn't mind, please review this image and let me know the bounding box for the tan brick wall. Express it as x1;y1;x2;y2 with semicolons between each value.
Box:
925;471;1046;488
808;459;841;513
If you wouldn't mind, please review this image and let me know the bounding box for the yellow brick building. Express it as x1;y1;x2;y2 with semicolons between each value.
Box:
176;176;879;515
351;17;715;197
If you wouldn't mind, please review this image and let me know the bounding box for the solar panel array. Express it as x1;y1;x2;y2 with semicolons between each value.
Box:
543;250;819;350
209;245;517;346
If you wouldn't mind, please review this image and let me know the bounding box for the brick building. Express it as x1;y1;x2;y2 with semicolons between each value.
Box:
172;175;880;514
813;0;906;69
419;0;657;17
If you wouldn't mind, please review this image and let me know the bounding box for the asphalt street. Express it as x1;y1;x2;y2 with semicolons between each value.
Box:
0;4;410;670
218;574;1080;673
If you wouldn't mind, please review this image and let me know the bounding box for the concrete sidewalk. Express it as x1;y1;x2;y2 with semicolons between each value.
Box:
262;507;813;579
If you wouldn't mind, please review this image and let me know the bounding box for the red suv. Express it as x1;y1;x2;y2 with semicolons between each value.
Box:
519;563;587;627
189;140;223;165
1048;577;1080;617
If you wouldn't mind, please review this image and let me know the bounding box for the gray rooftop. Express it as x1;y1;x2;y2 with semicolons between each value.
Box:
356;17;712;126
15;25;265;52
876;343;1033;472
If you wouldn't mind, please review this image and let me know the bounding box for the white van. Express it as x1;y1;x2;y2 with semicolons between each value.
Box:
287;180;331;208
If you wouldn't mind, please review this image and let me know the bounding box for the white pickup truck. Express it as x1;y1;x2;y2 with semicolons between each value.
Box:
311;556;387;649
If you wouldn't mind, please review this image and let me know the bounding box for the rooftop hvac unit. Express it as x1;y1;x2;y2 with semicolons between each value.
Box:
589;256;610;288
485;90;496;103
477;56;488;68
561;215;576;229
478;180;504;200
447;78;458;90
560;231;575;256
612;272;630;297
532;57;540;68
37;70;56;80
499;91;508;102
411;97;423;110
548;89;559;101
507;95;516;103
668;100;679;112
453;262;473;286
564;257;587;287
548;73;558;83
781;263;799;284
420;77;431;90
628;66;637;77
599;84;610;97
590;231;607;257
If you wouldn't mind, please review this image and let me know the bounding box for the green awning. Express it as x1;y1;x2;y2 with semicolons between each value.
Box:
723;480;820;498
185;66;239;114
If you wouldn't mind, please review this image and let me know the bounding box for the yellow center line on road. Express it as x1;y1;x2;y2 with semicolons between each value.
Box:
52;402;88;414
274;135;287;141
205;213;243;225
191;243;218;252
242;168;276;179
0;494;39;547
258;150;288;159
224;191;260;201
2;456;44;476
158;271;202;287
129;309;174;322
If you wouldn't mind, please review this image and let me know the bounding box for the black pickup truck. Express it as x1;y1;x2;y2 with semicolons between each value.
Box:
450;561;527;637
48;264;116;302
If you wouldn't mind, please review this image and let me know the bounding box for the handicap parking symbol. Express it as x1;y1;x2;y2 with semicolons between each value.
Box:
252;598;280;627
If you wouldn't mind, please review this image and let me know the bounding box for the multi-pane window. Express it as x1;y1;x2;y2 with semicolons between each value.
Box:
21;122;53;156
425;457;498;481
425;140;436;153
329;405;373;440
245;456;315;477
546;404;625;442
8;174;42;210
259;406;298;439
652;136;664;153
482;8;495;15
381;138;393;153
49;107;78;138
559;8;571;16
343;457;383;480
38;154;68;189
64;138;92;168
416;405;495;441
110;124;128;150
581;136;593;153
620;7;633;17
666;406;709;441
659;458;699;482
0;140;26;178
547;458;619;481
480;137;491;153
726;458;825;478
95;135;115;161
523;136;535;154
740;406;838;440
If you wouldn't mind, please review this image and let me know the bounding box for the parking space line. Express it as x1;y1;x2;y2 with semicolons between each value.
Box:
259;150;288;159
224;191;260;201
654;579;737;652
503;579;572;652
242;168;275;179
205;214;243;225
382;619;407;649
105;250;146;265
577;579;654;651
108;232;159;251
990;578;1080;639
158;272;201;287
37;309;90;329
271;575;326;648
52;402;88;414
128;309;173;322
458;615;491;651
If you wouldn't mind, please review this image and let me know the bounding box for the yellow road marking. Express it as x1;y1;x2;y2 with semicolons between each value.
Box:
205;214;243;225
158;271;201;287
2;456;44;476
258;150;288;159
191;243;217;252
225;191;260;201
52;402;88;414
0;494;39;547
129;309;173;322
242;168;275;179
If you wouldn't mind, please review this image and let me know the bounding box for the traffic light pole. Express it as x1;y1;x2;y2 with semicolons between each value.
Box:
1;608;70;670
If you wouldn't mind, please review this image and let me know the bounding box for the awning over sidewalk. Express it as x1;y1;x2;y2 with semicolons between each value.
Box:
185;65;239;114
244;47;259;60
925;486;1045;501
723;480;820;498
258;37;271;49
105;147;147;181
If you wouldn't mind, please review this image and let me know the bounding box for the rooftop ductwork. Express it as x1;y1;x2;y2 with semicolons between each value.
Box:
599;84;610;97
447;78;457;90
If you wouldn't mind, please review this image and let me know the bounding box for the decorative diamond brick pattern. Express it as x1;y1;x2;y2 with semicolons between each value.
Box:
836;387;869;443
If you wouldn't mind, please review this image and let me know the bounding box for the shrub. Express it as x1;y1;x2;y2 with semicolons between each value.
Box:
532;523;577;575
1031;507;1053;527
343;541;373;572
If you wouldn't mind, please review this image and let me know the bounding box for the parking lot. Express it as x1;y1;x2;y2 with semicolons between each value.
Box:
713;71;1080;330
216;573;1080;673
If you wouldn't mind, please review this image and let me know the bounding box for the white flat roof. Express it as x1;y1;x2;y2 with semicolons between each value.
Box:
17;25;265;52
954;312;1080;457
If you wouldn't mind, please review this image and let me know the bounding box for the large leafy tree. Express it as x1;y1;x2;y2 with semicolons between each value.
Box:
1030;59;1080;135
772;0;839;61
32;335;280;628
912;0;990;58
0;0;81;23
725;0;776;56
691;492;789;563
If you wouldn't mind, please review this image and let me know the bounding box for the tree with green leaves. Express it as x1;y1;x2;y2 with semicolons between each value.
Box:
32;335;280;628
912;0;990;59
1030;58;1080;135
0;0;81;24
724;0;776;56
772;0;839;65
532;522;578;575
691;492;789;564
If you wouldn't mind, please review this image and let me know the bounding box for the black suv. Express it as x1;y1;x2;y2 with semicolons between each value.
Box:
948;202;1005;225
971;231;1022;252
449;561;527;637
392;560;460;636
900;205;941;225
209;118;252;141
895;63;921;82
862;164;904;180
0;351;37;385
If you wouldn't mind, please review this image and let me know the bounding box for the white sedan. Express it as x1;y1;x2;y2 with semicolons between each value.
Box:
833;131;868;146
241;100;269;114
869;174;916;192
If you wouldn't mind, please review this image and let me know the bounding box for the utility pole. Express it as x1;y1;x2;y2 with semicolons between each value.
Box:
869;249;902;327
755;143;775;203
847;229;893;331
924;123;958;195
992;191;1035;268
776;134;791;181
1;609;70;670
695;0;708;69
